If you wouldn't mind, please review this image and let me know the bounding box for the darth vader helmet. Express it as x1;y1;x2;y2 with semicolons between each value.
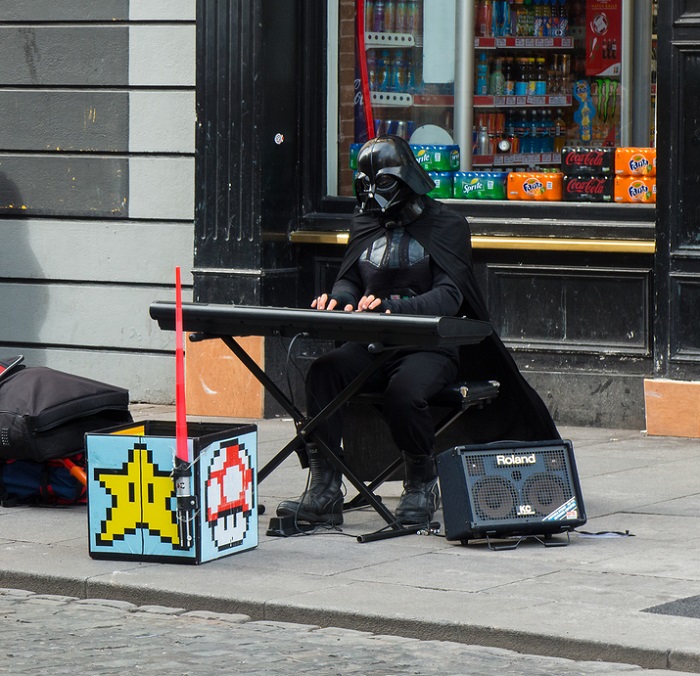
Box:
354;135;435;215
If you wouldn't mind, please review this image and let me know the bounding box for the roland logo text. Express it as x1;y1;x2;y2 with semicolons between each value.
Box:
496;453;537;466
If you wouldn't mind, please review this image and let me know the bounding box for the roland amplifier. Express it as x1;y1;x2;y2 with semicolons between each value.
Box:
436;439;586;543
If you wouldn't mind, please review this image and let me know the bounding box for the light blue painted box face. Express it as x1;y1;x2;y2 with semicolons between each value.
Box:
86;421;257;564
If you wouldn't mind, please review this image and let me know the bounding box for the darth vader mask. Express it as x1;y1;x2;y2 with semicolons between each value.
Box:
354;135;435;216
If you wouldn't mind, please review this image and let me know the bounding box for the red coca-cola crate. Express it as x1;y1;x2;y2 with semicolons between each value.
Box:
563;175;614;202
561;147;615;176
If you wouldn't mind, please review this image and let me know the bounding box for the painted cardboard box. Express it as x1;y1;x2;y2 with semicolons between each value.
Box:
86;421;257;564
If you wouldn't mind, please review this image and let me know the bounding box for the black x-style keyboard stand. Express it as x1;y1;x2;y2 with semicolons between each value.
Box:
190;333;426;542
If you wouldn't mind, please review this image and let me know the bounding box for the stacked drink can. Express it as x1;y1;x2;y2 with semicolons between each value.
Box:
613;148;656;203
367;0;422;35
412;145;460;198
475;0;569;38
453;172;508;200
561;147;615;202
350;143;460;200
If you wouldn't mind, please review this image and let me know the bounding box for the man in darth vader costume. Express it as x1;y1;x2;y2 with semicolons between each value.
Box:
277;135;559;528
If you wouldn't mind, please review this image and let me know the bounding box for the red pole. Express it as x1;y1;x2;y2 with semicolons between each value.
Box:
174;266;188;463
356;0;375;139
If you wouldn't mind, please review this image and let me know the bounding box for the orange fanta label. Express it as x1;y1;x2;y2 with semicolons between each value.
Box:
615;147;656;177
507;172;563;201
614;176;656;203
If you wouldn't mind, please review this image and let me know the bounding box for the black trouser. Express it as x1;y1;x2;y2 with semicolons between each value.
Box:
305;342;459;457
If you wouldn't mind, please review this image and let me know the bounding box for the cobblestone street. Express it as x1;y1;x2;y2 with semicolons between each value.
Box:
0;589;683;675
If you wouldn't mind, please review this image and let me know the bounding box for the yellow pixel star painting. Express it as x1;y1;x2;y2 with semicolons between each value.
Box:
95;446;181;547
87;421;257;564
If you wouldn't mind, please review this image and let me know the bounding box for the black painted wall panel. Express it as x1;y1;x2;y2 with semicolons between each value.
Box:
679;49;700;248
566;275;648;347
680;1;700;17
0;91;128;152
672;276;700;358
0;27;128;86
490;266;650;352
0;1;129;22
493;273;563;340
0;155;127;218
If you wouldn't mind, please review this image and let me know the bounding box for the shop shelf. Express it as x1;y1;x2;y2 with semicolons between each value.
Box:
474;95;572;108
472;152;562;167
370;92;456;108
365;32;416;47
475;37;574;49
370;91;413;106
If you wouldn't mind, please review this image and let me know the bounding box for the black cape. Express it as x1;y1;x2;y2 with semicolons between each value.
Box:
337;197;560;444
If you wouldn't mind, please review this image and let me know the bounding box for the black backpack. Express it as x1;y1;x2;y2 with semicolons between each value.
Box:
0;355;132;506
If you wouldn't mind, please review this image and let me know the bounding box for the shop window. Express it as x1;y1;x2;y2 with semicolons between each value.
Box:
331;0;657;206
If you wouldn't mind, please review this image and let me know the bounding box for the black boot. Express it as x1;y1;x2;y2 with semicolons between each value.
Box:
395;451;440;526
276;447;344;525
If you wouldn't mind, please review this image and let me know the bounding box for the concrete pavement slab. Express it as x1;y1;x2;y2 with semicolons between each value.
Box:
1;409;700;672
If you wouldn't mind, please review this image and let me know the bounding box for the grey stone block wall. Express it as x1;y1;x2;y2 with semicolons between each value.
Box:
0;1;196;402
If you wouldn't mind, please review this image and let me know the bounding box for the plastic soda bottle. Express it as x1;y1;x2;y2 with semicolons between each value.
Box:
475;52;490;95
537;109;551;152
384;0;396;32
502;0;511;36
490;58;505;95
504;58;515;95
558;0;569;36
476;0;493;37
511;0;522;35
524;0;535;36
535;57;547;95
528;109;539;153
409;0;422;38
533;0;543;36
376;50;390;91
492;0;509;37
404;0;418;34
395;0;409;32
553;108;566;152
515;58;528;96
515;109;529;151
367;50;377;90
365;0;374;32
407;49;422;91
507;125;519;153
545;109;556;152
373;0;385;31
527;57;538;95
391;50;408;92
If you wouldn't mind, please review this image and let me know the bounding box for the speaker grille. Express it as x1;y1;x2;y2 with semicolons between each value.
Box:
522;473;567;516
472;476;517;520
461;446;578;523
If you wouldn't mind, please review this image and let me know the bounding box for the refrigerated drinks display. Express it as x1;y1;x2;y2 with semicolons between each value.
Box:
471;0;625;169
350;0;657;204
363;0;453;141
